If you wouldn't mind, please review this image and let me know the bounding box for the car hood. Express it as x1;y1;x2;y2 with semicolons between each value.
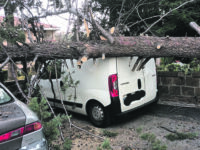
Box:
0;102;26;135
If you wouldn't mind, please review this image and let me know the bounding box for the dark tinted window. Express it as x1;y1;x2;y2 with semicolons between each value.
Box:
0;87;12;104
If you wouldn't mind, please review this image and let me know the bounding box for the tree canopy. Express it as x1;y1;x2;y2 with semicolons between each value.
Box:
92;0;200;36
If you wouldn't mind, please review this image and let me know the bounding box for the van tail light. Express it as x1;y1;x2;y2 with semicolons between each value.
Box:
0;122;42;143
108;74;119;97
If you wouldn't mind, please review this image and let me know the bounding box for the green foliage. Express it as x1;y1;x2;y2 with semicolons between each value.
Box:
0;23;25;44
28;97;70;148
157;58;200;75
97;147;101;150
51;134;72;150
160;57;174;66
92;0;200;36
45;117;62;143
140;133;167;150
166;132;198;141
141;133;156;142
28;97;50;120
166;64;182;72
41;60;62;79
29;97;57;143
189;58;200;72
157;0;200;36
151;140;167;150
102;129;118;137
63;138;72;150
102;139;111;149
136;127;143;134
97;138;112;150
61;71;80;92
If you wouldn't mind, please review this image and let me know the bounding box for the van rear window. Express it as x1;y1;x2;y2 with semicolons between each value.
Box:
0;87;12;104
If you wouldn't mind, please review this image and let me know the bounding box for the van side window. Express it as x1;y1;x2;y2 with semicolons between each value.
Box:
40;60;62;79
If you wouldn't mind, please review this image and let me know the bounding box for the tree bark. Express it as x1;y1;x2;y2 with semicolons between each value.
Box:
1;36;200;63
4;1;16;81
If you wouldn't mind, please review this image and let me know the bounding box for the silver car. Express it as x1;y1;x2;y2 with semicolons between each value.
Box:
0;83;47;150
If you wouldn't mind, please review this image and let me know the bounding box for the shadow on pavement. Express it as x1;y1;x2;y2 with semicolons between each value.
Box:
111;103;200;127
53;103;200;127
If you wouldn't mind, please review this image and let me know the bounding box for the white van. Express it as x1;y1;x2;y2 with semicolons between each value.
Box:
39;57;158;127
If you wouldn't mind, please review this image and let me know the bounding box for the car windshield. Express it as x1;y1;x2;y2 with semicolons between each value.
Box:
0;87;12;104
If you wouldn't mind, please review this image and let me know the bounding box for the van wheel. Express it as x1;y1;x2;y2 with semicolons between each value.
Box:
88;102;110;127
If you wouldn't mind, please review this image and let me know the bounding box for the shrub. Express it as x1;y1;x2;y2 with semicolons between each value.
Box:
28;97;70;148
166;132;198;141
136;127;143;134
102;129;118;137
140;133;167;150
141;133;156;142
63;138;72;150
157;58;200;75
97;138;112;150
151;140;167;150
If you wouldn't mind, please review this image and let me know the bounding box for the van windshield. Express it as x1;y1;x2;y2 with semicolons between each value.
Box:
0;87;12;104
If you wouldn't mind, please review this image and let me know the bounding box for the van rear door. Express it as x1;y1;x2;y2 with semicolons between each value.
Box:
117;57;151;112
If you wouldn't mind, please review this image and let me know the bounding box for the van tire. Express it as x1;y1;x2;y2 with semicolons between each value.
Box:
88;102;110;127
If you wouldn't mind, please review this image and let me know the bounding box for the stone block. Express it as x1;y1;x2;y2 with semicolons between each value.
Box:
158;86;169;96
158;71;178;77
195;88;200;96
169;86;180;95
192;72;200;78
177;72;185;77
173;77;184;85
182;87;194;96
185;77;199;87
157;77;161;85
161;77;173;85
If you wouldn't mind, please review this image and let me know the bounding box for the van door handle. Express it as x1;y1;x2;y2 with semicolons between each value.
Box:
60;81;64;87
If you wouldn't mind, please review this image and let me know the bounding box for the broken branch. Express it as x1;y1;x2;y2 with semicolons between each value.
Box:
189;22;200;35
11;63;30;103
89;8;115;44
0;57;9;69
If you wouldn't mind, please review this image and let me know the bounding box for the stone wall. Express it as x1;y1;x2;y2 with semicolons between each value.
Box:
158;72;200;105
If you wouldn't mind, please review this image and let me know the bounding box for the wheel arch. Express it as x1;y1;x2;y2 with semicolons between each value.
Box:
86;99;104;116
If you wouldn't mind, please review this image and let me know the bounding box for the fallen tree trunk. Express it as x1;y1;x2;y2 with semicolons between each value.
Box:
1;36;200;63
